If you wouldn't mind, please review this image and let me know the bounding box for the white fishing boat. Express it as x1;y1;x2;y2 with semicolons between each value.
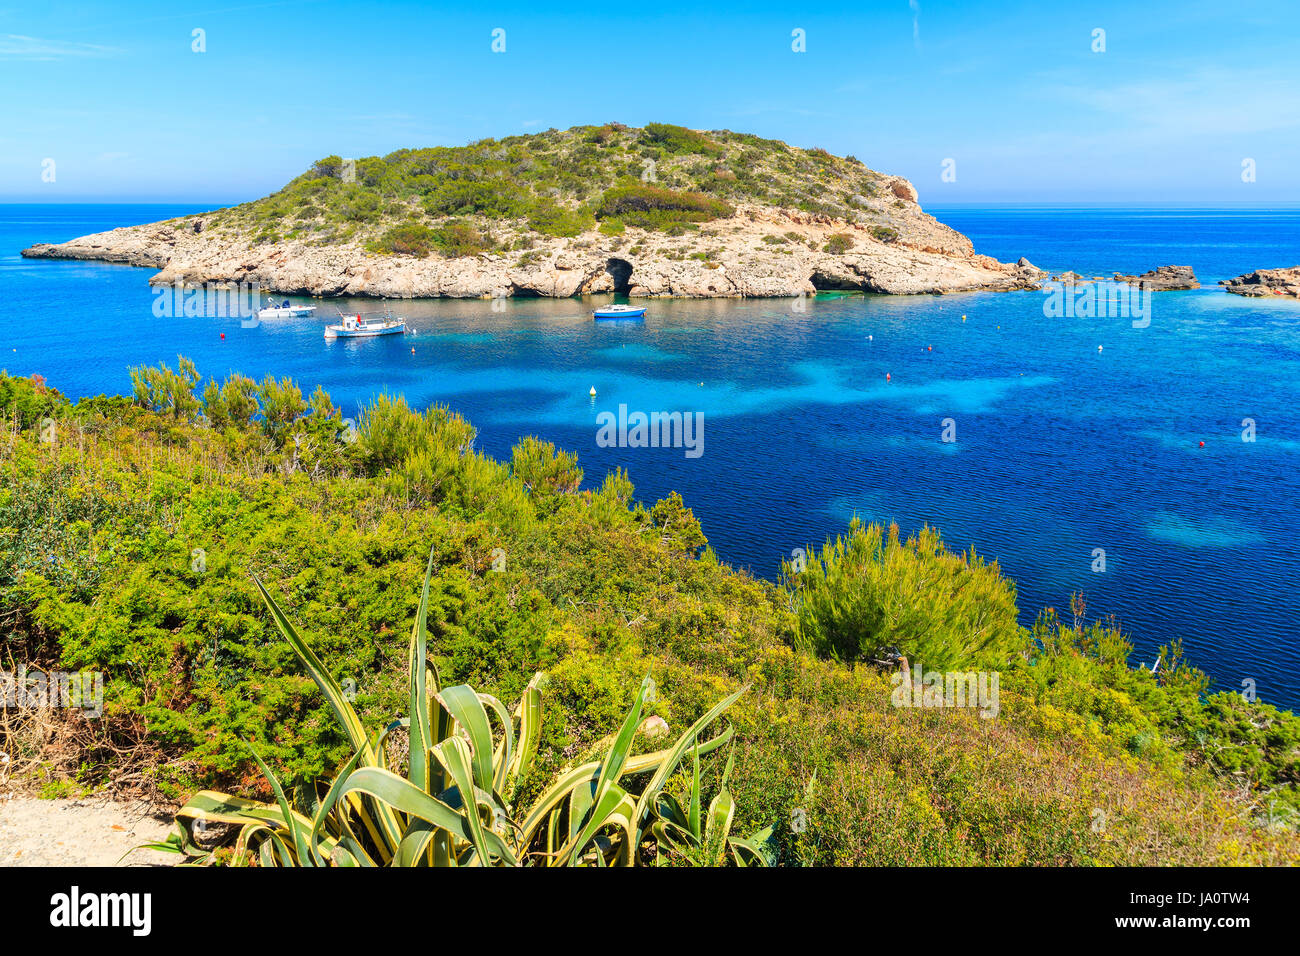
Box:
592;304;646;320
324;309;407;339
257;299;317;319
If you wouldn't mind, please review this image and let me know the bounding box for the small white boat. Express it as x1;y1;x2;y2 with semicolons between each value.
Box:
258;299;317;319
324;311;407;339
593;304;646;320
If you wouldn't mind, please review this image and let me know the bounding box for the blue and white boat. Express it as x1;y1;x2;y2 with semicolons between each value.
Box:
324;310;407;339
593;304;646;320
258;299;317;319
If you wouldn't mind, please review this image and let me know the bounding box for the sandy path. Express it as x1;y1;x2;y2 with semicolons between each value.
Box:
0;796;178;867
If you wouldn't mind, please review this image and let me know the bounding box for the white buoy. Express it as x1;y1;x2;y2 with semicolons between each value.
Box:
589;386;597;397
868;334;873;342
1097;345;1103;352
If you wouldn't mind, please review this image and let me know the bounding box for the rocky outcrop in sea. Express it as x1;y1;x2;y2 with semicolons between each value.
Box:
1112;265;1199;290
1220;266;1300;298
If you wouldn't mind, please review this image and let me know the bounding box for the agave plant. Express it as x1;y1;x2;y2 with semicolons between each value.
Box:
650;741;776;866
149;548;776;867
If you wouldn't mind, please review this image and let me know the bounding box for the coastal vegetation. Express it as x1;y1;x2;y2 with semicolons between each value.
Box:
3;366;1299;864
156;565;774;866
204;123;900;252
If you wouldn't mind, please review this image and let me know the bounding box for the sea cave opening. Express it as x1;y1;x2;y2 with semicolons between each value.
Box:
606;258;633;295
808;270;863;291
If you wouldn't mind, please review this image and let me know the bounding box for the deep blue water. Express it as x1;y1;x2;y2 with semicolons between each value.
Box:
3;203;1299;709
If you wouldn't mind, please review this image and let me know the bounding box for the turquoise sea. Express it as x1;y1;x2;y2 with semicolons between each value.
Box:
3;203;1299;708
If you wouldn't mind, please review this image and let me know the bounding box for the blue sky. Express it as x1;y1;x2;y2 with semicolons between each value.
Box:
2;0;1298;203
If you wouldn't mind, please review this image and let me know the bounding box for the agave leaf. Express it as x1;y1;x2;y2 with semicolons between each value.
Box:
556;780;638;866
309;736;372;864
687;742;702;838
519;726;733;846
729;824;777;867
598;786;641;867
504;672;545;801
254;576;369;758
633;685;747;828
432;736;507;866
396;818;441;867
435;684;496;794
408;546;439;795
249;746;317;866
480;692;515;795
565;674;652;854
704;788;736;865
565;770;597;842
254;575;402;858
338;765;518;865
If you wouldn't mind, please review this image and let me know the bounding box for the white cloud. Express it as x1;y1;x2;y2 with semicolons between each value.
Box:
0;34;120;60
1039;67;1300;138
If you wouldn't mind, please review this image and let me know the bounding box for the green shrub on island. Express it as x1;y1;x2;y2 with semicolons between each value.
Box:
2;366;1298;864
526;199;594;239
368;222;439;257
642;122;724;157
822;233;855;255
595;182;734;231
369;220;494;259
210;124;901;246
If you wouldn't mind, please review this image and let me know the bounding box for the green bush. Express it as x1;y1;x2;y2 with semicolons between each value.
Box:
783;518;1024;669
0;372;65;428
129;356;202;419
642;123;722;156
369;223;437;258
595;182;733;231
370;221;492;258
822;233;854;255
526;199;594;238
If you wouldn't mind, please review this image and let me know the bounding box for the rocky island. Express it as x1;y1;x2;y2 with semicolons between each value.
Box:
22;123;1043;299
1112;264;1199;290
1220;265;1300;298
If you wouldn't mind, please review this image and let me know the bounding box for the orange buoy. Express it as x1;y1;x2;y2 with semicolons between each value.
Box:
1199;441;1205;448
886;372;892;382
220;333;225;339
927;345;933;352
